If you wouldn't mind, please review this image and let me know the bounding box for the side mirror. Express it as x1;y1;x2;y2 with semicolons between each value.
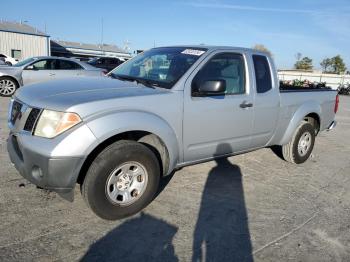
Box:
25;65;37;70
193;79;226;96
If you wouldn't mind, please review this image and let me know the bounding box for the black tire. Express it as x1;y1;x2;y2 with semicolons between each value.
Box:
0;76;19;97
82;140;160;220
5;61;12;66
282;122;315;164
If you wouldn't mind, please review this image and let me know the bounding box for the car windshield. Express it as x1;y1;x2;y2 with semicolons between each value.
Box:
14;58;35;67
109;47;207;89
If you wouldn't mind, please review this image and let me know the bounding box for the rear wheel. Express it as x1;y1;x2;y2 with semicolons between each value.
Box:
282;122;315;164
82;140;160;220
0;77;18;97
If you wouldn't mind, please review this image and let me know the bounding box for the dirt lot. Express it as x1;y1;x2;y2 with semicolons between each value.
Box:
0;95;349;262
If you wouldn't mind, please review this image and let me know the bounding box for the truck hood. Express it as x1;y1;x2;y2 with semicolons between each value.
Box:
15;77;169;111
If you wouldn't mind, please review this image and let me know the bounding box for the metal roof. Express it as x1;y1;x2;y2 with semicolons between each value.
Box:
0;21;48;37
51;40;128;54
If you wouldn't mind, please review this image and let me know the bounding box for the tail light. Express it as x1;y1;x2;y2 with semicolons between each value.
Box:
334;94;339;113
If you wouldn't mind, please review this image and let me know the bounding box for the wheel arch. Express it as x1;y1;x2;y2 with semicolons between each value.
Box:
278;102;321;145
77;130;171;185
304;112;320;134
0;75;20;87
77;112;180;185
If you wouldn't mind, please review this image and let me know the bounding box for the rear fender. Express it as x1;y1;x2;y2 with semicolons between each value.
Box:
279;101;321;145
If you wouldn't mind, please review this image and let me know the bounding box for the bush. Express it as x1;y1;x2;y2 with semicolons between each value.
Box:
338;84;350;95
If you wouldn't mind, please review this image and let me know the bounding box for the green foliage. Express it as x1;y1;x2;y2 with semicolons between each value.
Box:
294;56;313;70
330;55;347;74
252;44;273;57
321;55;347;74
320;58;332;73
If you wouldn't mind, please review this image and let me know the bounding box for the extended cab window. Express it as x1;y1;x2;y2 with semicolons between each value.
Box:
192;53;245;95
253;55;272;93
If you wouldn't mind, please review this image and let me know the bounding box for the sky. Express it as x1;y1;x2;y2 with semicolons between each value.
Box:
1;0;350;69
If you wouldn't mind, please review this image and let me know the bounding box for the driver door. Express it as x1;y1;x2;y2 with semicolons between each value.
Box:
183;52;254;162
22;59;56;85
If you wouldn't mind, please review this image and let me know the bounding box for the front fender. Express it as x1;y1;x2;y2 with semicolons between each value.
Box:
279;101;321;145
85;111;180;174
0;71;22;86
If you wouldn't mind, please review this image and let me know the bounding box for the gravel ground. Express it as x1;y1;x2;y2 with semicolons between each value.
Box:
0;95;349;262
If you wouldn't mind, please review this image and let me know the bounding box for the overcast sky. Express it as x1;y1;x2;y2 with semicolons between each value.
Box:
2;0;350;69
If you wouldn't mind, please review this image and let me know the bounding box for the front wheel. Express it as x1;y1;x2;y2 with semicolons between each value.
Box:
0;77;18;97
82;140;160;220
282;122;315;164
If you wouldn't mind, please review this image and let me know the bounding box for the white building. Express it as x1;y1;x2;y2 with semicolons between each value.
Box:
0;21;50;60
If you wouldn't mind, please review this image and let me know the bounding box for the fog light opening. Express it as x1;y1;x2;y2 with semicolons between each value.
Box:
32;165;43;180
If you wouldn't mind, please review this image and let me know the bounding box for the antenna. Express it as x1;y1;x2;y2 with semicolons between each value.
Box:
123;39;131;52
101;18;104;53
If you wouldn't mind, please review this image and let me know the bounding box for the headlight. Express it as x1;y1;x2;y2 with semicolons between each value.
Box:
34;110;82;138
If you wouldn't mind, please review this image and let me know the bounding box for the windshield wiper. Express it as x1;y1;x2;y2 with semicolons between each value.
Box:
111;74;159;89
110;74;135;82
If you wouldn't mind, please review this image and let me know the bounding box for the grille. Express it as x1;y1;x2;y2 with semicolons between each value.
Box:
24;108;41;132
10;100;23;125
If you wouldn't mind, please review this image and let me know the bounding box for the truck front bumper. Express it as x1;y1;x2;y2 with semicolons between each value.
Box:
7;133;85;193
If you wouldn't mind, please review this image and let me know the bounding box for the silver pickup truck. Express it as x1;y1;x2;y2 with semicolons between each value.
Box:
7;46;338;220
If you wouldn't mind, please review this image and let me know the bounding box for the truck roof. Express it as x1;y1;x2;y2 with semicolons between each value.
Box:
158;45;270;56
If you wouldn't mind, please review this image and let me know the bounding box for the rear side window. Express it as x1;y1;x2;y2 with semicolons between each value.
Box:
253;55;272;93
57;60;82;70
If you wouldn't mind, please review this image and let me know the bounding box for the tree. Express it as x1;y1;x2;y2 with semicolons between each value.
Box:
294;56;313;70
320;55;346;74
295;52;302;62
331;55;346;74
252;44;273;57
320;58;332;73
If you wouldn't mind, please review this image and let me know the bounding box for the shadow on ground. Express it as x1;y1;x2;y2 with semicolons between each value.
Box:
192;143;253;262
81;212;179;262
82;143;253;262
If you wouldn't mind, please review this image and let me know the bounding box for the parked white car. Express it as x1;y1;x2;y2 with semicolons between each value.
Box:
0;53;18;66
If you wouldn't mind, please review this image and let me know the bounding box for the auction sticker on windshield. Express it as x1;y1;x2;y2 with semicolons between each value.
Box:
181;49;205;56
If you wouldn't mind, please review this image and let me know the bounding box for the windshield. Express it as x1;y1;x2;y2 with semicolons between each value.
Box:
14;57;35;67
110;47;207;89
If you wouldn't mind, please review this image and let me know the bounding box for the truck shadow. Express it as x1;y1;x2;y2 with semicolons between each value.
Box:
81;143;253;262
81;212;179;262
192;143;253;262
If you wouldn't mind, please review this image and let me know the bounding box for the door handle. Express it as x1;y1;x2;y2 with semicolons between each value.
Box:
49;73;55;76
240;101;253;108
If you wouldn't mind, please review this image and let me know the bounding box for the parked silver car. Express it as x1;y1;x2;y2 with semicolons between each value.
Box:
0;56;105;97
